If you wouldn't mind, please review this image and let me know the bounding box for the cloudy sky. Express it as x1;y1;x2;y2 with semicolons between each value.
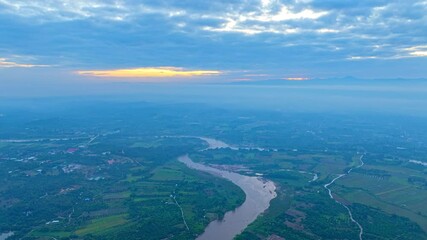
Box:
0;0;427;83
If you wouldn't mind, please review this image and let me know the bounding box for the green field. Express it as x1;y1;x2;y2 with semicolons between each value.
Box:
76;214;129;235
2;102;427;239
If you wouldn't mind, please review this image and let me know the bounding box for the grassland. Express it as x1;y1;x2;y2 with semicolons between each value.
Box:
335;163;427;232
75;214;129;235
2;102;427;239
194;149;427;240
0;136;245;240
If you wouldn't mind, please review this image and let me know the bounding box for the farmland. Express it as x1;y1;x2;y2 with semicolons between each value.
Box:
1;101;427;239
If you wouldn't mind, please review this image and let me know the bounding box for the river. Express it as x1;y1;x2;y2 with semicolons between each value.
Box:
323;155;365;240
409;160;427;167
162;135;277;152
0;232;14;240
177;137;277;240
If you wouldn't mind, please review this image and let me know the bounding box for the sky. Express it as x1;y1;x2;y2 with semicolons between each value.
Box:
0;0;427;85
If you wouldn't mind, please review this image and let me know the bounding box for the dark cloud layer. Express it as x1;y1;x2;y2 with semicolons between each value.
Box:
0;0;426;80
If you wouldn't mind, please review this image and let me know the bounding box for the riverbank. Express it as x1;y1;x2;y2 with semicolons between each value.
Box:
178;155;277;240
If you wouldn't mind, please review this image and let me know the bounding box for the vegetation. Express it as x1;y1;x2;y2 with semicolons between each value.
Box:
1;101;426;239
0;131;244;239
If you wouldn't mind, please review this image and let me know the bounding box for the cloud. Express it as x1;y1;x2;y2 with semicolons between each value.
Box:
0;0;191;22
347;56;378;61
283;77;310;81
347;45;427;60
0;57;48;68
316;28;339;33
0;0;128;21
405;45;427;57
1;0;427;78
77;67;221;78
196;1;329;35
